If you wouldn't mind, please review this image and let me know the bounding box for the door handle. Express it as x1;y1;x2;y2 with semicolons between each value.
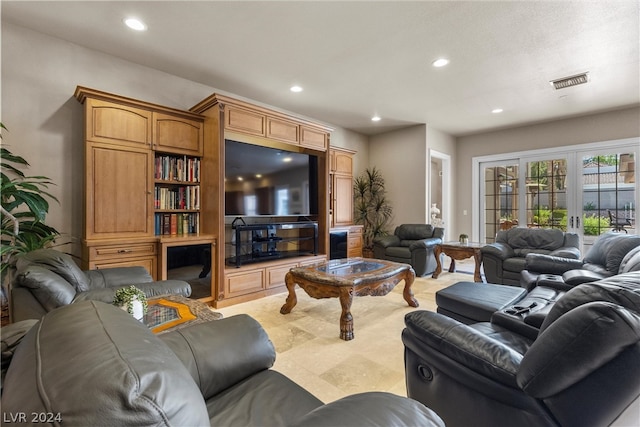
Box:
570;216;574;228
576;216;580;228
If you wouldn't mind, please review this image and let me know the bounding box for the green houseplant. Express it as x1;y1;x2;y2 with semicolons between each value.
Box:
353;167;393;256
459;233;469;244
1;123;60;274
1;123;60;315
113;285;148;320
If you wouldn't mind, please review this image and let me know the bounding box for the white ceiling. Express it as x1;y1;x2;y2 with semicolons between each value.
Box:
3;1;639;136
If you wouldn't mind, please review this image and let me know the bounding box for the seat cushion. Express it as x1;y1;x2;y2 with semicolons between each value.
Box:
385;246;411;259
436;282;527;323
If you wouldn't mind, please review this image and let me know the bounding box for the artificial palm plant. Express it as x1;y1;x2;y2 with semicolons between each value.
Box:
353;167;393;254
1;123;59;277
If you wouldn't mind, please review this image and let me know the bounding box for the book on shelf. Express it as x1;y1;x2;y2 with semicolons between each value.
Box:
155;213;199;236
155;154;200;182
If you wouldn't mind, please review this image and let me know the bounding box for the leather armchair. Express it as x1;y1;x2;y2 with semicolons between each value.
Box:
9;249;191;322
2;301;444;427
403;272;640;427
521;232;640;290
481;227;580;285
373;224;444;276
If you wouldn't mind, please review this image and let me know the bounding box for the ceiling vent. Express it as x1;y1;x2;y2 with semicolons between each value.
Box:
550;72;589;90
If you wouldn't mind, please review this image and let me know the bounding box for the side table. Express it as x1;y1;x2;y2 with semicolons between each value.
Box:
433;242;484;282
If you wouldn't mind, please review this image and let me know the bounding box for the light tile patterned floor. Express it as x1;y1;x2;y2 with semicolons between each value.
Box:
217;267;473;403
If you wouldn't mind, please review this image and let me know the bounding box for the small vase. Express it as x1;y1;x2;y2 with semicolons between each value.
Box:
120;299;144;321
460;237;469;245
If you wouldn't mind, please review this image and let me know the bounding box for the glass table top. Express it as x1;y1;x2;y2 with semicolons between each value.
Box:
316;259;386;276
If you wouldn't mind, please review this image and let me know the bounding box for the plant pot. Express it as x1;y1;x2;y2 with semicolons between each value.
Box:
120;299;144;321
459;237;469;245
363;248;374;259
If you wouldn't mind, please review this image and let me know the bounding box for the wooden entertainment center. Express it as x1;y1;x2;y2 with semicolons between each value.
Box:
77;87;357;308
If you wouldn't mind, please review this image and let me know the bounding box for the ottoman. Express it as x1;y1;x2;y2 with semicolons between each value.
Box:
435;281;527;324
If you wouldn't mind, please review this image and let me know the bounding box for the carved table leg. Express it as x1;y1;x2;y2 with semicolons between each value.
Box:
432;245;443;278
338;286;354;341
402;269;419;307
473;250;483;282
280;272;298;314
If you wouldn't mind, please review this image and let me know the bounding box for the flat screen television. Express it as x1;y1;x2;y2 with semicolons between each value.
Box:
224;139;318;216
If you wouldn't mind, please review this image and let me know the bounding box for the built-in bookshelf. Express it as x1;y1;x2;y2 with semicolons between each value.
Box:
154;153;201;236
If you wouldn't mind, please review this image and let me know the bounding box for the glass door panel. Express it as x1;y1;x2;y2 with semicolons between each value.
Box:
525;158;568;230
580;151;637;250
481;162;519;243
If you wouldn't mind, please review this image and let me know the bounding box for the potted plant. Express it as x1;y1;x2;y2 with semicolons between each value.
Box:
353;167;393;257
113;286;148;321
1;123;60;315
459;233;469;245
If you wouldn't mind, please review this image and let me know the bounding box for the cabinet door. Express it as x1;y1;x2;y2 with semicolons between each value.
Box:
86;144;154;239
153;112;203;156
300;126;327;150
333;152;353;174
333;174;353;226
267;117;299;144
85;99;152;148
225;106;266;137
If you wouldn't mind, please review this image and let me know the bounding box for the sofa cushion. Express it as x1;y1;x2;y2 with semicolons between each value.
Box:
606;236;640;273
583;232;621;267
395;224;434;240
504;228;565;251
17;249;90;292
386;246;411;259
17;265;76;311
1;301;210;426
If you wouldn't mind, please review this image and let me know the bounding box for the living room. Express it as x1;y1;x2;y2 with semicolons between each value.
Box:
2;2;639;426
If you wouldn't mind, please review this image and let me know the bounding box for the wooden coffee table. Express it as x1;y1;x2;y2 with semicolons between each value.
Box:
433;241;484;282
280;258;417;340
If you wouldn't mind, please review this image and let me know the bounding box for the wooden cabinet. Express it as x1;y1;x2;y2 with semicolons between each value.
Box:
191;93;332;308
76;86;208;290
153;112;203;156
83;98;152;148
347;225;363;258
330;147;356;228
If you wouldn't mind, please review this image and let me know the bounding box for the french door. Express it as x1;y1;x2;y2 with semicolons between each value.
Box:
477;139;638;254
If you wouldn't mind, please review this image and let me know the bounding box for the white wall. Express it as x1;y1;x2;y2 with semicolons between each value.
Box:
1;22;366;257
369;125;427;228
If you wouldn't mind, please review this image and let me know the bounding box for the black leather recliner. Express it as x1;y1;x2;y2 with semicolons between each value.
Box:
403;272;640;427
373;224;444;276
481;227;580;285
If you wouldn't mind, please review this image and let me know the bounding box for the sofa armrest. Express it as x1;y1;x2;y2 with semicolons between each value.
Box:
73;280;192;304
404;311;522;388
549;246;581;259
85;266;153;289
291;392;444;427
561;269;606;286
160;314;276;399
480;242;515;261
524;253;585;275
410;237;442;251
373;235;400;248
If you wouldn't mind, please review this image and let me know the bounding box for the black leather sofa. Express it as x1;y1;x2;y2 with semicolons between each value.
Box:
481;227;580;285
373;224;444;276
2;301;444;426
403;272;640;427
9;249;191;322
521;232;640;290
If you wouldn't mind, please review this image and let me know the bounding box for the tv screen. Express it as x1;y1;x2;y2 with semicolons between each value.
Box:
224;139;318;216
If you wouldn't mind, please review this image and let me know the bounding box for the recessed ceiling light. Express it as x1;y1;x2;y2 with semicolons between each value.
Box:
432;58;449;68
492;108;504;114
124;18;147;31
290;85;303;93
371;116;381;122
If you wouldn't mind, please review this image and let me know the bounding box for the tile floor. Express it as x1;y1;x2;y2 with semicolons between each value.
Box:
217;265;474;403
